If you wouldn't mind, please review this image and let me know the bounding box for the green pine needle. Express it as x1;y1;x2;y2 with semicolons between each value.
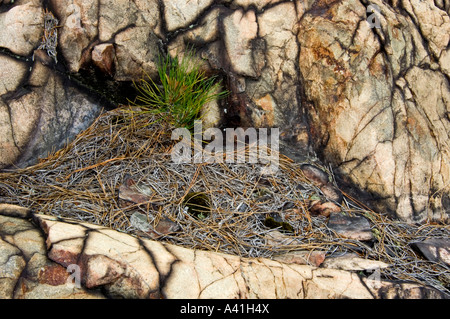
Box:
130;48;228;131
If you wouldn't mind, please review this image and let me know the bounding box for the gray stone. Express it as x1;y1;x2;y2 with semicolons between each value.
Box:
412;238;450;266
130;212;152;232
163;0;214;32
328;212;374;241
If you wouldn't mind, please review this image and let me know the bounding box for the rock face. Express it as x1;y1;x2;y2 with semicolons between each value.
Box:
298;0;450;222
1;0;449;222
0;204;447;299
4;49;102;168
0;0;43;56
0;205;104;298
0;0;102;169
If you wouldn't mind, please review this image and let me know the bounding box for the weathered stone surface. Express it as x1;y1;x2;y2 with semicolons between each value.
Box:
251;1;301;127
50;0;99;72
1;0;450;224
273;251;326;267
223;9;260;78
364;280;448;299
2;0;450;300
0;204;447;299
0;207;104;299
0;56;28;166
322;253;390;271
0;238;26;298
0;203;31;218
0;0;43;56
0;55;27;96
297;0;450;222
92;43;115;76
114;26;160;81
0;49;102;168
163;0;213;32
0;1;103;168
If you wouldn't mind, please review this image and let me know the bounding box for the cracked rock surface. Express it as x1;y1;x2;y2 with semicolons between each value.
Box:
0;0;102;168
298;0;450;222
0;205;104;298
0;204;447;299
0;1;449;222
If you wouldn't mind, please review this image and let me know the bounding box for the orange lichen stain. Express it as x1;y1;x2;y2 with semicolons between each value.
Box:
38;264;70;286
392;27;400;40
255;94;275;127
406;117;425;138
313;46;336;66
312;46;351;81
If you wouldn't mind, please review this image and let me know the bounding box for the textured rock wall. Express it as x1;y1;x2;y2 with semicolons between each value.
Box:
0;0;449;222
298;0;450;222
0;0;102;168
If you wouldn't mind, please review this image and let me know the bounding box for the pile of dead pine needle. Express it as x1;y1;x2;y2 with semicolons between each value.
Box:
0;106;449;295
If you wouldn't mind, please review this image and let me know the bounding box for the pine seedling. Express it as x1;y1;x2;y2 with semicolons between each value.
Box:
132;49;228;131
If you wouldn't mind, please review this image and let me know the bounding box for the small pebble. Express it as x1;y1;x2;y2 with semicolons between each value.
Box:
300;164;329;186
309;201;341;217
320;183;343;204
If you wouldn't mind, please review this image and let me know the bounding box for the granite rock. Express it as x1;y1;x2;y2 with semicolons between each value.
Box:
1;0;450;223
0;203;447;299
327;212;375;241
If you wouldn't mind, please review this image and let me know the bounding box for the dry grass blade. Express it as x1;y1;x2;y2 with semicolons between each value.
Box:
0;106;448;295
